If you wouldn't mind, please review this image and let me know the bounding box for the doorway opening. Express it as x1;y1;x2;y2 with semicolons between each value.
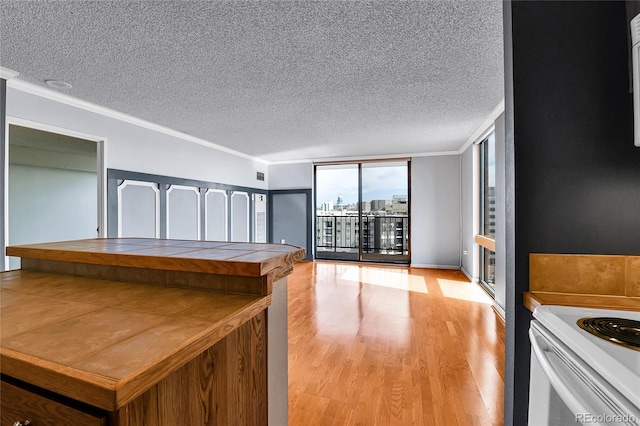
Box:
4;123;103;270
314;160;410;264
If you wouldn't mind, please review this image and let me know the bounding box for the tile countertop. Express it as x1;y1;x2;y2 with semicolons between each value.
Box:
6;238;306;278
524;253;640;313
1;238;306;412
0;269;271;411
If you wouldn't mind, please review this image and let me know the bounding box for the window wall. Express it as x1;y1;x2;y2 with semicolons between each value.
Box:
478;131;496;297
315;160;410;264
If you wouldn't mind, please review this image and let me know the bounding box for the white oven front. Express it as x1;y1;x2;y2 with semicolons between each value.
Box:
529;320;640;426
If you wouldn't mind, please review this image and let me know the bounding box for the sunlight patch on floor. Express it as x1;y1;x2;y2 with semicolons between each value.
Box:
338;268;428;294
437;278;492;304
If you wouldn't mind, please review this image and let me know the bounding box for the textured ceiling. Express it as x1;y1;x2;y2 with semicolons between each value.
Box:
0;1;504;162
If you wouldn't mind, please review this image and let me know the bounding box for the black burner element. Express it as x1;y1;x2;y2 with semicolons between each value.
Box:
577;317;640;351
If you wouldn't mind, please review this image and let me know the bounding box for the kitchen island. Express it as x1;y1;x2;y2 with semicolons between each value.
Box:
1;238;305;425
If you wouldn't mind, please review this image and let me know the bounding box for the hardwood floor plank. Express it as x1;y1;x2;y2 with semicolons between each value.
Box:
288;262;505;426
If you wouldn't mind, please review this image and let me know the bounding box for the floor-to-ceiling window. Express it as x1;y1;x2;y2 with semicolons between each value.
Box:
315;160;409;264
477;131;496;296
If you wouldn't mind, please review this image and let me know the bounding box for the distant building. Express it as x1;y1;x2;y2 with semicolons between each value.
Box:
315;193;409;258
318;201;333;212
484;187;496;236
358;201;371;212
370;199;391;211
391;195;407;214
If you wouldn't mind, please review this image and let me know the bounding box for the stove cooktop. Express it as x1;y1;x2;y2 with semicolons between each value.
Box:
577;317;640;351
533;305;640;408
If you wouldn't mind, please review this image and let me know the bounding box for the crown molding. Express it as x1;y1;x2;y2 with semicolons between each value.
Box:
5;71;505;165
6;77;269;164
458;99;505;154
267;158;313;166
0;67;19;80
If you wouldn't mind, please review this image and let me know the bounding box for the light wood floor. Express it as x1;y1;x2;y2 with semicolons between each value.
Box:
287;261;505;426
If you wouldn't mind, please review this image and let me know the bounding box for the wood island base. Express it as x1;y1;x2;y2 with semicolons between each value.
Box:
1;238;305;426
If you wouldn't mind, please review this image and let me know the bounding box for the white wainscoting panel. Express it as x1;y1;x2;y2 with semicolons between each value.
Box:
205;189;228;241
231;191;249;242
118;180;160;238
166;185;201;240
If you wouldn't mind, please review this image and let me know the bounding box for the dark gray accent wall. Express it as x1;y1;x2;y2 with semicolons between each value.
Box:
1;79;6;271
107;169;267;240
269;189;313;260
504;2;638;425
502;2;518;422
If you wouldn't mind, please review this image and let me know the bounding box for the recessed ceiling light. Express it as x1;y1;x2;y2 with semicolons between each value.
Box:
45;79;72;89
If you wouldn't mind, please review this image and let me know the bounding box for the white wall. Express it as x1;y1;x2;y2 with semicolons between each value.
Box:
410;155;461;268
268;162;313;189
8;164;97;268
460;143;478;279
6;87;268;190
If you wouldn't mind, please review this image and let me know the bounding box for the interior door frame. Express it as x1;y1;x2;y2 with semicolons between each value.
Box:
2;116;106;270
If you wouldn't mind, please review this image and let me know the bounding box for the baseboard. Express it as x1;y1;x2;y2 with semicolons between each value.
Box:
492;302;506;322
409;263;460;270
460;266;478;283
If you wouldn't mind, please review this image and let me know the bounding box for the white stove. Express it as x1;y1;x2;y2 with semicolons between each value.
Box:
529;305;640;426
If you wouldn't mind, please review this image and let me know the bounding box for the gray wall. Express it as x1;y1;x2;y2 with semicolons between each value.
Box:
410;155;461;268
270;159;463;267
8;164;97;268
268;163;313;256
6;87;268;190
270;191;312;259
268;162;313;189
460;143;477;278
504;2;638;424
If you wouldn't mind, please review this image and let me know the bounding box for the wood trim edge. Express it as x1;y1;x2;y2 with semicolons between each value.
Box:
475;235;496;252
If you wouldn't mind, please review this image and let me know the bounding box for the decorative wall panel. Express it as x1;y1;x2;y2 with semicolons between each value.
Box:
231;191;250;242
205;189;228;241
118;180;159;238
108;169;267;243
166;185;200;240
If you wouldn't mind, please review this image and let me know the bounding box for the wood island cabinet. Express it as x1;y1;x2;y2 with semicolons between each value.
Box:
1;377;109;426
1;238;305;426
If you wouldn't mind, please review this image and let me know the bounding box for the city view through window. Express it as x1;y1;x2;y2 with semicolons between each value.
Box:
315;162;409;263
480;132;496;295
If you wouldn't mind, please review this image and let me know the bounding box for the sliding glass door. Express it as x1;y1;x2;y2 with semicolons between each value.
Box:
360;162;409;263
315;160;409;264
315;164;360;261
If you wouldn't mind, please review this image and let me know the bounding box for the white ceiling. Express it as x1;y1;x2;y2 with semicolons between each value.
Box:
0;1;504;163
